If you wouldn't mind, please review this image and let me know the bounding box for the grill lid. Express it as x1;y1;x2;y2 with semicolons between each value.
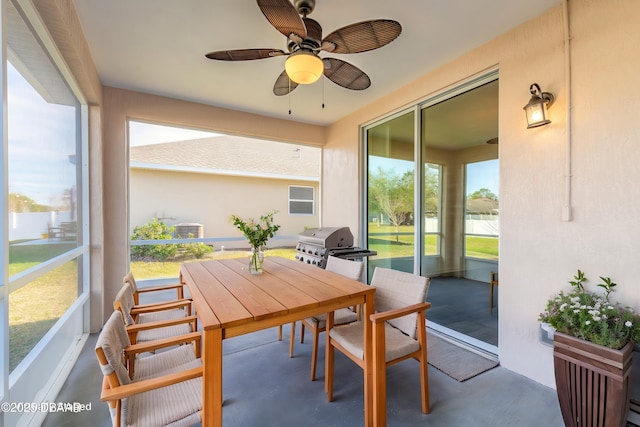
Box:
297;227;353;248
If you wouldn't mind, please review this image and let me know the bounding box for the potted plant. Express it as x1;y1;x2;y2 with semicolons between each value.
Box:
539;270;640;427
230;210;280;274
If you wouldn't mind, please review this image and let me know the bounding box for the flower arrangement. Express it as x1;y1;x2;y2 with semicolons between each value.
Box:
230;210;280;274
539;270;640;350
230;210;281;250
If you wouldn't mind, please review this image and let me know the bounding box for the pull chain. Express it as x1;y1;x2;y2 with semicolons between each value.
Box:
322;77;325;109
288;78;292;115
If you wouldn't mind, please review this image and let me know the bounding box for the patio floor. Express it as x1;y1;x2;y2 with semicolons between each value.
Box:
43;324;565;427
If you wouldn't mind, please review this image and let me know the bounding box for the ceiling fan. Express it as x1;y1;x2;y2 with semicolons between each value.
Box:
205;0;402;96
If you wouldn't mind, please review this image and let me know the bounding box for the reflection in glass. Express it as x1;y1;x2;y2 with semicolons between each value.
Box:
424;163;441;256
9;260;79;372
465;159;499;260
367;111;415;274
7;58;80;270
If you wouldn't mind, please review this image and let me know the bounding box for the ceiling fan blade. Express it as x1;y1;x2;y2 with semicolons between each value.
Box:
205;48;285;61
323;58;371;90
322;20;401;54
257;0;307;41
273;70;299;96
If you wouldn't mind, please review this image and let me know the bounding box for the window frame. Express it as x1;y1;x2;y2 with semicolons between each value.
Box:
288;185;315;216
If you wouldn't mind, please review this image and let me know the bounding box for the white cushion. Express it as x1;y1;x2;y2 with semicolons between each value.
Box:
329;321;420;362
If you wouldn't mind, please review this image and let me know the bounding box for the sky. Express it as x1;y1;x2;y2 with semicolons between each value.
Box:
7;62;77;206
129;121;220;147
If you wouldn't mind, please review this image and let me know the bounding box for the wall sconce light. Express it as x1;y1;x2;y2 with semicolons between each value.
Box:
523;83;555;128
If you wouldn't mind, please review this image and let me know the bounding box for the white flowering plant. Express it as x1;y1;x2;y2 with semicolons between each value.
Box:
230;210;280;250
539;270;640;350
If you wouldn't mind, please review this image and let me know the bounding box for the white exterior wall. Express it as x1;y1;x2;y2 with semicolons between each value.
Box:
323;0;640;388
130;168;319;249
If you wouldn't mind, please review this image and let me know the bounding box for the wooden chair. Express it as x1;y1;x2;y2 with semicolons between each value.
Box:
96;311;203;426
113;283;197;344
489;271;499;315
294;256;364;380
123;271;189;307
325;267;431;426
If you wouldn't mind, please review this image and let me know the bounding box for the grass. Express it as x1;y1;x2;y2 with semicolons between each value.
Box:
130;248;298;279
7;242;78;372
368;224;498;260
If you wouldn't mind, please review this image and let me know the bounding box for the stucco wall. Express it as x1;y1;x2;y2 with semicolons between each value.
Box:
130;168;319;248
323;0;640;387
38;0;640;387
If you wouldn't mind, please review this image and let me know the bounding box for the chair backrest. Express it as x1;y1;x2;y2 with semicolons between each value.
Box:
113;283;136;325
370;267;430;339
123;271;138;293
325;256;364;281
96;311;133;387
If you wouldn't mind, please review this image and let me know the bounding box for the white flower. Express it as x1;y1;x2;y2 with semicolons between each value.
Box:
625;321;633;328
592;316;601;322
560;303;568;311
573;309;580;314
585;320;591;325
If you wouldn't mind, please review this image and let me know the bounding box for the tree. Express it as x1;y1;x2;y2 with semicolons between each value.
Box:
468;187;498;201
368;167;414;242
424;164;439;217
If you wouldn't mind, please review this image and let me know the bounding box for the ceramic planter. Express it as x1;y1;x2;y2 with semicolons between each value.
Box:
553;332;633;427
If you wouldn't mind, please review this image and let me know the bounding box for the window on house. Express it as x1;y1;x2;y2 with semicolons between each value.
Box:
289;186;314;215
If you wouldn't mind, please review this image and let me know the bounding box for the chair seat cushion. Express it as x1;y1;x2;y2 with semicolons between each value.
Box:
136;323;192;343
133;344;201;381
329;321;420;362
123;376;202;427
305;308;358;329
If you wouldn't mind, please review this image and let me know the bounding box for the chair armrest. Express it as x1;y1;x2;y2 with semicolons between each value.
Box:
126;315;197;332
130;299;191;315
125;331;201;356
136;283;184;293
369;302;431;324
101;367;202;401
133;298;192;311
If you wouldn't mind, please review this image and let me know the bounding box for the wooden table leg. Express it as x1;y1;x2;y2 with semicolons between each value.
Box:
202;327;223;427
363;293;374;427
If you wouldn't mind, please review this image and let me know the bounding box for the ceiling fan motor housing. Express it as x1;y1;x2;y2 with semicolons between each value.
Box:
294;0;316;16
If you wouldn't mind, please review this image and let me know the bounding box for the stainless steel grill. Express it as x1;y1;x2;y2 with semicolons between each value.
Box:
294;226;376;268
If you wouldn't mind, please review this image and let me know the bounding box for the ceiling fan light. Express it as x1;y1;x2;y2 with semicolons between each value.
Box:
285;51;323;85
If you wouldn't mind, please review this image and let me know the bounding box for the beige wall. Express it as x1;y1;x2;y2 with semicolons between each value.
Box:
324;0;640;387
36;0;640;387
130;168;319;248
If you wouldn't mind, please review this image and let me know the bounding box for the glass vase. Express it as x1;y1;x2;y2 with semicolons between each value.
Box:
249;248;264;274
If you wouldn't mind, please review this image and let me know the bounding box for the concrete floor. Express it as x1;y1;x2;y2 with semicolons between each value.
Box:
43;324;565;427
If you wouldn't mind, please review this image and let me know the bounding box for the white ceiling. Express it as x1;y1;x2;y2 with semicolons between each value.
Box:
71;0;560;127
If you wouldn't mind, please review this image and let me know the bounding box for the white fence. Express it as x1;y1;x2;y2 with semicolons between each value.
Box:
9;211;73;241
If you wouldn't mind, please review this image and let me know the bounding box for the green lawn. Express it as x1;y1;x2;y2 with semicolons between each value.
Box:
130;248;298;279
7;242;78;371
367;224;498;260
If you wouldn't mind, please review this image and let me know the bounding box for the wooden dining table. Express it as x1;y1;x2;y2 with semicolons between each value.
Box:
180;256;376;427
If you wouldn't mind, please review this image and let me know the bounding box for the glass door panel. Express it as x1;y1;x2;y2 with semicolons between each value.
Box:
366;111;415;277
420;79;499;349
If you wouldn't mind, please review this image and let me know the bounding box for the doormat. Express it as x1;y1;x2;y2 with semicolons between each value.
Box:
427;332;499;382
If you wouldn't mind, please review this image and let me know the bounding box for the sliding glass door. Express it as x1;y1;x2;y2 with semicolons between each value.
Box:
366;110;415;277
363;75;499;351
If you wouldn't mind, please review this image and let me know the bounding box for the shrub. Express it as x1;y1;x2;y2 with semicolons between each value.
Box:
130;219;178;261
